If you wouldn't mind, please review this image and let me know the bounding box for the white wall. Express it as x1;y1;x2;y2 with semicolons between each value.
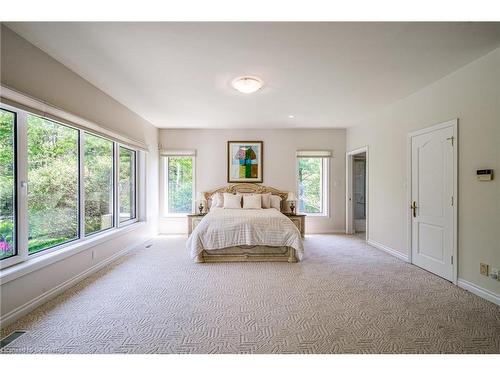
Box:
347;47;500;296
0;25;160;325
159;128;346;234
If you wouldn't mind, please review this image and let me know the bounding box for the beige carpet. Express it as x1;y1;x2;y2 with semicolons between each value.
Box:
1;235;499;354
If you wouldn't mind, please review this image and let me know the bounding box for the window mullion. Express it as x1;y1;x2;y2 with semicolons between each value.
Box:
163;156;170;215
191;156;196;214
134;151;139;220
17;111;29;261
322;158;325;214
78;131;85;238
323;158;329;216
114;143;120;228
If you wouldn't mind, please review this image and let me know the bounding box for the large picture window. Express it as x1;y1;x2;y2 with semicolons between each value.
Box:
27;114;79;254
297;156;329;216
119;146;136;223
85;133;114;235
0;109;16;260
164;156;194;215
1;101;140;270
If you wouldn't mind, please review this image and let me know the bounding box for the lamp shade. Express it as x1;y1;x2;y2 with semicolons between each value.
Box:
196;192;206;202
286;192;297;201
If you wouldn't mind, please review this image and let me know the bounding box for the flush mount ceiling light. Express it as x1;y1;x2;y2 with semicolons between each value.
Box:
231;76;264;94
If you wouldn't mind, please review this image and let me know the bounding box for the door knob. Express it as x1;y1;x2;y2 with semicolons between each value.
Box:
411;201;417;218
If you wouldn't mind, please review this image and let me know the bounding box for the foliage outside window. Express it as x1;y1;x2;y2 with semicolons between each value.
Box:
85;133;114;235
0;109;16;260
119;147;136;223
165;156;194;215
1;103;140;268
27;114;79;254
297;157;328;215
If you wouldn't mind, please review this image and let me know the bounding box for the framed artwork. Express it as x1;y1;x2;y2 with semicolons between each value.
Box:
227;141;263;183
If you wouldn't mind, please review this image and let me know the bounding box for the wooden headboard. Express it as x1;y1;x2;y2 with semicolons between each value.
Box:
203;183;288;211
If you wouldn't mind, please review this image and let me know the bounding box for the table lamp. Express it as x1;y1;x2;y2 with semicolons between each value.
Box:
287;192;297;215
196;192;206;214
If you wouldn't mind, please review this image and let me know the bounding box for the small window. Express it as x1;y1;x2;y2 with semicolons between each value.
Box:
297;157;329;216
0;109;17;260
84;133;114;235
27;114;79;254
119;146;136;223
164;156;194;215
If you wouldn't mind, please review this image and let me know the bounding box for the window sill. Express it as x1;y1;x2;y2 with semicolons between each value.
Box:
299;213;329;217
0;221;146;285
162;214;191;218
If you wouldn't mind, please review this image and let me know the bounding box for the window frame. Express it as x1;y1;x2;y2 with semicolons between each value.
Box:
82;131;116;238
296;156;330;217
117;145;138;226
25;112;82;256
161;154;196;217
0;107;19;265
0;102;141;270
1;104;27;268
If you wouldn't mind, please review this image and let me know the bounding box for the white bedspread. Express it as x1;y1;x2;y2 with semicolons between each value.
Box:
187;208;304;261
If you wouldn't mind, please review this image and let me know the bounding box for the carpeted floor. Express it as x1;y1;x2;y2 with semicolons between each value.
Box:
1;234;499;354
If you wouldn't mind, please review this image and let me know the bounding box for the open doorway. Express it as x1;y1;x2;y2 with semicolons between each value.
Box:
346;147;368;240
353;153;367;237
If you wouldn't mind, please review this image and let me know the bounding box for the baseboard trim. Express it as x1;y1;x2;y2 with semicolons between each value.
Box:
160;231;347;235
457;278;500;306
306;230;346;234
0;238;149;329
367;239;409;262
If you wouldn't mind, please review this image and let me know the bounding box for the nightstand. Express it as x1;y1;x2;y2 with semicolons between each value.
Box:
284;213;305;238
187;213;206;235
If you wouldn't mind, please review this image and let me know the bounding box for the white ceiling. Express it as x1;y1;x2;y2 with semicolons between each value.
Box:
6;22;500;129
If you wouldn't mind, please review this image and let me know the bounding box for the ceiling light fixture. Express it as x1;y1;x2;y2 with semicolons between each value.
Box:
288;115;295;119
231;76;264;94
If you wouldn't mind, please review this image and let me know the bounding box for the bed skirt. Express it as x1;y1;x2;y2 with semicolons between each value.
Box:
195;245;298;263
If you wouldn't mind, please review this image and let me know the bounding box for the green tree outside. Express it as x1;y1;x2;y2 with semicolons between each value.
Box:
0;109;15;259
168;156;193;213
27;114;79;253
298;157;322;213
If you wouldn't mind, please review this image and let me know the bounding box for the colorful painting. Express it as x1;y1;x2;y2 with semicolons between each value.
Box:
227;141;263;182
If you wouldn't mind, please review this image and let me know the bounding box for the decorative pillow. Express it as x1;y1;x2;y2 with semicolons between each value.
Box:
210;194;218;209
243;194;262;209
210;192;224;209
261;192;271;209
270;195;282;210
223;193;242;209
217;193;225;207
250;193;261;206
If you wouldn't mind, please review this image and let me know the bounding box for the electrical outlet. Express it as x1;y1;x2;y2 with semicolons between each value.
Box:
480;263;489;276
491;268;499;280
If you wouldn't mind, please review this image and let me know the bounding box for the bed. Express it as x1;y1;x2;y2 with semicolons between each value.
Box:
186;183;304;263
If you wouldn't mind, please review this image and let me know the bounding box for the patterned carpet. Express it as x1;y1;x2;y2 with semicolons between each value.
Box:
1;235;499;354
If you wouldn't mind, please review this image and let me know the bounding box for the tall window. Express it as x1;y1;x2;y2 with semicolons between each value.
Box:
297;156;329;216
27;114;79;254
0;109;16;260
85;133;114;235
164;156;194;215
119;146;136;223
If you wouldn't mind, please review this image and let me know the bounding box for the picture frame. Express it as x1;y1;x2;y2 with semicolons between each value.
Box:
227;141;263;183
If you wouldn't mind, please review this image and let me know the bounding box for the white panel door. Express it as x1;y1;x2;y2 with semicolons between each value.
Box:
411;123;455;281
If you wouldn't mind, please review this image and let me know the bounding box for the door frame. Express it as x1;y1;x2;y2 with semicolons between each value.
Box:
345;146;369;237
407;119;458;284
